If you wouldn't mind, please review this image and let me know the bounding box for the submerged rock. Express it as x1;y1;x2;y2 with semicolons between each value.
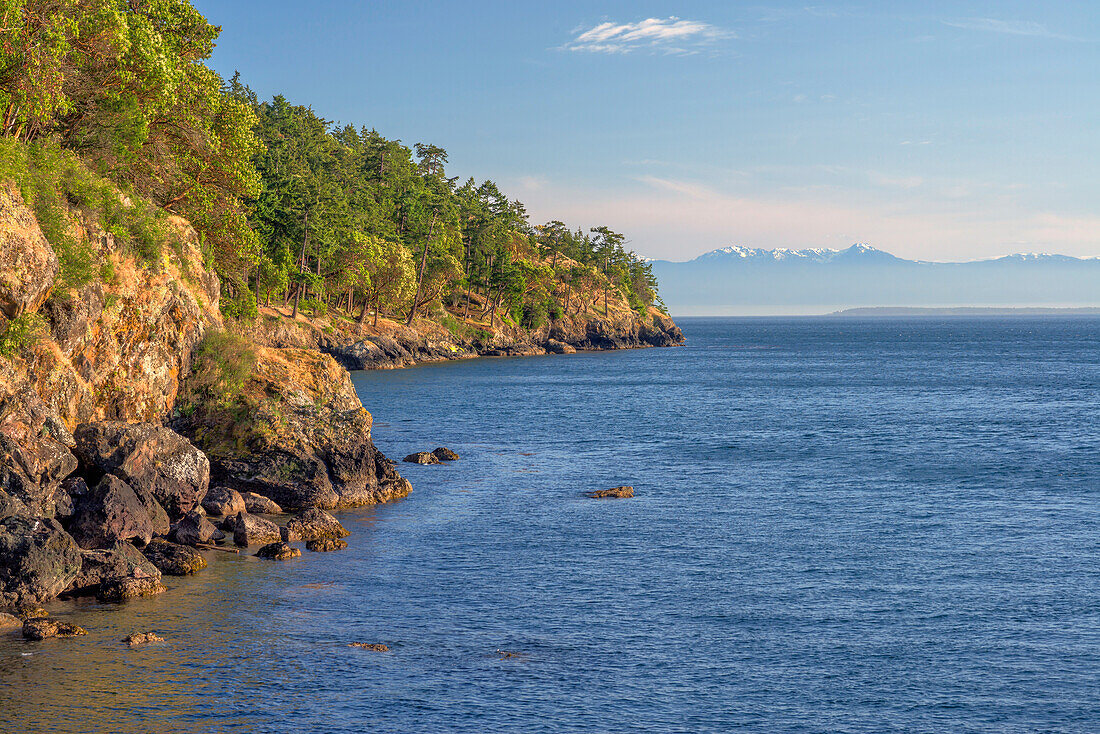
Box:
142;539;207;576
240;492;282;515
73;421;209;519
96;575;166;603
431;447;460;462
348;642;389;652
124;632;164;646
22;618;87;640
201;486;245;517
403;452;441;465
255;541;300;560
587;486;634;499
66;474;155;549
232;512;281;547
0;515;82;607
306;538;347;552
282;509;349;542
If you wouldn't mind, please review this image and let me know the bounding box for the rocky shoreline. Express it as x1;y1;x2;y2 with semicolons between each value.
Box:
0;179;682;637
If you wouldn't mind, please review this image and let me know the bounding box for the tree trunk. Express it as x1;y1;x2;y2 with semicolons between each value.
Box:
405;210;438;326
292;211;310;319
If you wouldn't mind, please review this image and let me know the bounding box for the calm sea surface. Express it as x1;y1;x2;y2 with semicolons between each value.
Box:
2;317;1099;733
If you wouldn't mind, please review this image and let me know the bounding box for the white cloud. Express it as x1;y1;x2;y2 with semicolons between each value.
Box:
563;17;733;54
942;18;1082;41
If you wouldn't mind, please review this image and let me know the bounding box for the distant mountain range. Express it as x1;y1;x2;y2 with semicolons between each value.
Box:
650;244;1100;315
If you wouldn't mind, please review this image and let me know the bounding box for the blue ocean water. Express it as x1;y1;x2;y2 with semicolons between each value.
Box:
2;317;1098;733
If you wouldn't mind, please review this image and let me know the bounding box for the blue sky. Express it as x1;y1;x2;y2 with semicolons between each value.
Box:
193;1;1100;262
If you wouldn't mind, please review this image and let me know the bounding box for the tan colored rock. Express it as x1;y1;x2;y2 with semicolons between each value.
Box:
0;612;22;629
587;486;634;499
240;492;282;514
124;632;164;646
348;642;388;652
0;182;57;319
255;541;300;560
306;538;347;552
96;576;166;603
283;509;349;542
22;618;86;640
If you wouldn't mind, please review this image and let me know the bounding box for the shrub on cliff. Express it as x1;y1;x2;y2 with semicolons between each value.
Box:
185;330;257;408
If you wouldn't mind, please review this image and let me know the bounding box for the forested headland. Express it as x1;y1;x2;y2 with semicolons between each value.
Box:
0;0;666;339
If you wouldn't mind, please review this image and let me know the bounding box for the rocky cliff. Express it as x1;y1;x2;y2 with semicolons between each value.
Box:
0;180;410;610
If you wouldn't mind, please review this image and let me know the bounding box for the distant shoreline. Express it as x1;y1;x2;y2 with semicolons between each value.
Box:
826;307;1100;317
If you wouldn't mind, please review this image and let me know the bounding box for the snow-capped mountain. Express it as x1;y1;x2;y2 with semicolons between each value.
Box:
650;244;1100;315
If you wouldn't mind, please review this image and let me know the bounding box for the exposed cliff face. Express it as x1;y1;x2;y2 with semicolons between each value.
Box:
172;347;411;511
246;303;684;371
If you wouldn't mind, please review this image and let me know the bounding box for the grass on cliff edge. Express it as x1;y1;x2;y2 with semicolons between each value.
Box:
0;137;176;290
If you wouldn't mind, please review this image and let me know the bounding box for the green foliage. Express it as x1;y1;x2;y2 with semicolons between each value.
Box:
185;330;257;407
0;313;46;358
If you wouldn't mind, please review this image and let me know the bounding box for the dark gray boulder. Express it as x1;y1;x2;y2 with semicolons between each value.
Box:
73;421;209;519
66;474;154;549
96;575;166;603
431;447;460;461
255;541;300;560
64;541;161;598
232;512;282;547
0;432;78;517
167;510;220;546
403;451;441;465
0;515;82;607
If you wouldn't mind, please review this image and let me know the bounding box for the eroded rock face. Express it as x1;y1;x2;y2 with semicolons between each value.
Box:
232;512;281;547
0;433;78;517
282;509;349;542
142;539;206;576
0;182;57;319
177;348;411;511
0;612;21;628
74;422;209;519
65;541;161;598
0;515;82;607
66;474;154;549
201;486;245;517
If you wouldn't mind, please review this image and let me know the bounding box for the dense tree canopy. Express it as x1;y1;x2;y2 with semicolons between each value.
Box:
0;0;664;327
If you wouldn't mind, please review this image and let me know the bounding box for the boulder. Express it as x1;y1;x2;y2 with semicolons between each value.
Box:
66;474;154;549
174;348;411;510
201;486;245;517
96;576;166;603
282;509;349;542
64;541;161;598
22;618;87;641
15;605;47;620
0;612;22;629
0;515;82;607
255;541;300;560
0;181;57;318
306;538;347;552
403;452;441;465
142;539;207;576
240;492;282;515
124;632;164;646
431;447;460;462
232;512;281;547
0;432;78;517
73;421;209;519
545;339;576;355
167;510;220;546
587;486;634;499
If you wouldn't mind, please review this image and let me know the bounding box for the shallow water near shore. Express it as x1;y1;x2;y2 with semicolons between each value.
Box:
2;316;1099;733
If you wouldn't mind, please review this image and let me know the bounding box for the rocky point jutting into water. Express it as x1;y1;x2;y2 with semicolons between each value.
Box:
0;172;682;615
